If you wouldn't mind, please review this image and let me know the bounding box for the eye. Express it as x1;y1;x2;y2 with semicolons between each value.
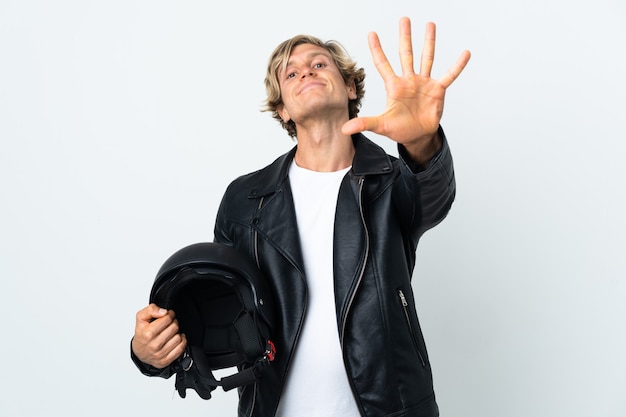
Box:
313;62;325;69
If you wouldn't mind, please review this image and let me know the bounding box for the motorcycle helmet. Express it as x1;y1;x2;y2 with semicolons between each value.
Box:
149;242;276;399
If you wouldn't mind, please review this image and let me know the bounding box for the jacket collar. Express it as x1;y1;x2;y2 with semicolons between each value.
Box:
248;133;392;198
350;133;393;176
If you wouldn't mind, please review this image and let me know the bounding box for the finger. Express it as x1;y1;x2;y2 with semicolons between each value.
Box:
398;16;414;76
164;335;187;366
139;317;180;359
419;22;436;77
160;332;187;359
151;332;187;368
368;31;397;83
439;49;471;89
155;316;182;342
137;310;176;343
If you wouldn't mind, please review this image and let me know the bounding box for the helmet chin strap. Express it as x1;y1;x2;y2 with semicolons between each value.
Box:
175;345;218;400
174;340;276;398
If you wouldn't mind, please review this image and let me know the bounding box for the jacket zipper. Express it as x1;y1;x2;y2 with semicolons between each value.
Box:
398;289;426;367
340;176;369;347
249;382;257;417
250;196;264;417
252;193;308;417
339;176;369;417
253;197;264;269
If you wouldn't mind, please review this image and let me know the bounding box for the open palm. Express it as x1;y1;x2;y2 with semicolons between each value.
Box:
343;18;471;153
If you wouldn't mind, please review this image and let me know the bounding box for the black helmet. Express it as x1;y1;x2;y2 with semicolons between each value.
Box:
150;242;276;399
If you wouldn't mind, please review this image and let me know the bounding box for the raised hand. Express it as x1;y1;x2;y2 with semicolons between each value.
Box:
342;17;471;165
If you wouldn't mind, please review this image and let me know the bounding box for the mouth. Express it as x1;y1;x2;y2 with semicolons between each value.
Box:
297;82;324;95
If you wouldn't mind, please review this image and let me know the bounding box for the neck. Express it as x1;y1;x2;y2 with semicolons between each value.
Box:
293;124;355;172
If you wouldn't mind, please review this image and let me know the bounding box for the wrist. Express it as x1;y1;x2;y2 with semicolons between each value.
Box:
402;130;442;168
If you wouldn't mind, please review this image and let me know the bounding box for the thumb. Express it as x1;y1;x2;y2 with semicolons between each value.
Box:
151;303;168;317
342;116;381;136
137;303;168;323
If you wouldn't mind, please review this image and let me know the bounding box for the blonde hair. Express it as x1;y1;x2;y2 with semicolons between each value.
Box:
262;35;366;138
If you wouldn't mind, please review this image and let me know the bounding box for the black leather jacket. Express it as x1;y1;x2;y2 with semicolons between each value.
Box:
213;130;455;417
132;130;454;416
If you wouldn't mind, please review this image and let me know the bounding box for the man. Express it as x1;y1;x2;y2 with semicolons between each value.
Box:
132;17;470;417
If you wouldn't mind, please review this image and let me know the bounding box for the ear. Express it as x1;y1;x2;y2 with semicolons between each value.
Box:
346;80;357;100
277;104;291;122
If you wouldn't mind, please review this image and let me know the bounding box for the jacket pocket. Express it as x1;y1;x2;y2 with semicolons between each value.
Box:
398;289;427;367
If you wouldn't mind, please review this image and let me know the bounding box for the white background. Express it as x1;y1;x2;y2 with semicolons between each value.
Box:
1;0;625;416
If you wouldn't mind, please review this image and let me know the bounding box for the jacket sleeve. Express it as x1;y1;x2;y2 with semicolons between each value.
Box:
396;125;456;239
130;339;177;379
213;181;236;246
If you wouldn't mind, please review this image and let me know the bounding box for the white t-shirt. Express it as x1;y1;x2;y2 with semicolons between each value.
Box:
275;161;360;417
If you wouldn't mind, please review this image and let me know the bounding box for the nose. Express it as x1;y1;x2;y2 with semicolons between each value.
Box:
300;68;315;79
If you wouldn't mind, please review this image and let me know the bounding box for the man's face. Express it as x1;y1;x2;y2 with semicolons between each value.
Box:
277;43;356;125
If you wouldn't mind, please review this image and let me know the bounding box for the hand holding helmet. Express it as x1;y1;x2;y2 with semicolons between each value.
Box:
131;304;187;369
132;242;277;400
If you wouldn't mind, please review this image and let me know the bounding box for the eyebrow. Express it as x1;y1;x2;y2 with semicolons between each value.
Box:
285;50;331;69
